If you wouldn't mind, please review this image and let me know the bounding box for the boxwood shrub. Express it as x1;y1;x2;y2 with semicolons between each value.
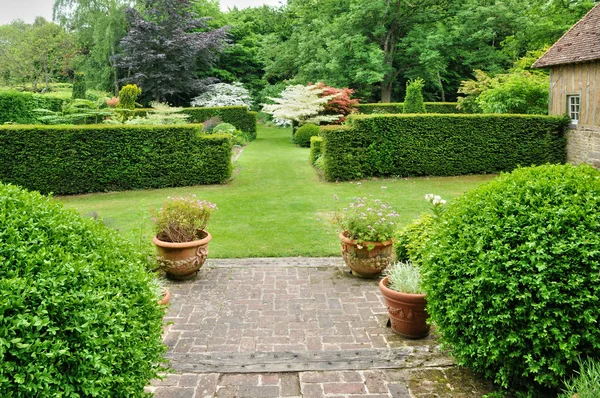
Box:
393;213;433;265
310;136;323;165
319;114;568;181
0;91;65;124
0;124;232;195
355;102;462;115
421;164;600;393
0;183;166;396
293;123;320;147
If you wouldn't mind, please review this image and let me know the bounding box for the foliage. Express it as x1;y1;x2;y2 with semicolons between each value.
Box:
114;0;228;104
319;114;568;181
118;84;141;110
181;106;257;137
152;195;217;242
404;78;426;114
0;125;232;195
72;72;87;99
384;261;424;294
356;103;462;114
213;123;236;133
394;213;433;265
106;97;119;108
559;357;600;398
0;183;166;396
421;164;600;393
191;82;253;109
293;123;320;148
309;136;323;165
124;102;190;125
202;116;223;132
0;91;65;124
333;196;400;247
0;18;75;91
262;84;342;125
457;70;493;113
35;99;113;124
314;83;359;124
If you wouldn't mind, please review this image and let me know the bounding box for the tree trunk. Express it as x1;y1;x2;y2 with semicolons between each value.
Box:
437;71;445;102
381;82;393;103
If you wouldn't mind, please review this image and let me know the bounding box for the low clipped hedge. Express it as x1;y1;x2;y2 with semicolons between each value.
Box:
355;102;462;114
133;106;257;138
319;114;568;181
421;164;600;393
0;124;232;195
0;183;166;396
310;136;323;165
0;91;65;124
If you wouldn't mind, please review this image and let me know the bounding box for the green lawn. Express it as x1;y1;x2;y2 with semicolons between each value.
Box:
58;125;494;258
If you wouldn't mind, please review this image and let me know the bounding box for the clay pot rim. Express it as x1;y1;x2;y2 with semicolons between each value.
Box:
158;288;171;306
152;230;212;249
339;231;393;247
379;276;427;301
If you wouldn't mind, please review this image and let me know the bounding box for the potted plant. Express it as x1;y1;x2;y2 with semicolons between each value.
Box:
151;195;217;280
379;261;430;339
333;196;399;278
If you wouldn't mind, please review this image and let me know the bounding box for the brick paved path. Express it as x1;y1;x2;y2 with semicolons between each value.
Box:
148;258;494;397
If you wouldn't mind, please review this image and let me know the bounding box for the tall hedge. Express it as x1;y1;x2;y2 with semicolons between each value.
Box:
355;102;463;115
0;125;232;195
0;92;65;124
320;114;568;181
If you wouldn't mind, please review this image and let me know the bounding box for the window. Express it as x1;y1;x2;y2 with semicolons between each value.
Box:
567;95;580;124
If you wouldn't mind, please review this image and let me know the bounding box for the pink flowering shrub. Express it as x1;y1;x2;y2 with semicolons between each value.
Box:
152;195;217;242
333;196;399;246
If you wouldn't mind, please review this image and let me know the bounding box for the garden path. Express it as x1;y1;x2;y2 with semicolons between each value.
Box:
148;258;494;397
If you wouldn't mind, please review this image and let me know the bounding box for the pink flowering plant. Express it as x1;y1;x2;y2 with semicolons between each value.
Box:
152;195;217;242
333;196;400;247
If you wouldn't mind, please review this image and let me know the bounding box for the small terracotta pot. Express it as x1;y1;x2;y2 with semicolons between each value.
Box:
339;231;393;278
379;276;430;339
158;289;171;306
153;231;212;280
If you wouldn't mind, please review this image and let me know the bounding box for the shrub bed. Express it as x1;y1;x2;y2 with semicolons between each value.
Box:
310;136;323;165
0;183;166;396
421;164;600;393
0;91;65;124
319;114;568;181
0;125;232;195
134;106;257;138
355;102;462;114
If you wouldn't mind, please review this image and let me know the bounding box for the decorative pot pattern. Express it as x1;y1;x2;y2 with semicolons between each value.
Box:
339;231;393;278
379;276;430;339
153;231;212;280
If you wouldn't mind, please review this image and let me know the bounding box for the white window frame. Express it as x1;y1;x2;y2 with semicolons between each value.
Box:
567;95;580;124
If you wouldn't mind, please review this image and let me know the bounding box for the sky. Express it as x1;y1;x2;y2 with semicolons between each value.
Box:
0;0;285;25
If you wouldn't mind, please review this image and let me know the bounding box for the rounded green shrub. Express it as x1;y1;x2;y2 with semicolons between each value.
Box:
393;213;433;264
293;123;320;147
213;122;236;134
421;164;600;393
0;183;166;396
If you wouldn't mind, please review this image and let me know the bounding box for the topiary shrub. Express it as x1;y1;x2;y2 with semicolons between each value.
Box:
393;213;433;264
421;164;600;394
72;72;87;99
294;123;320;147
0;183;166;396
404;78;426;113
118;84;142;110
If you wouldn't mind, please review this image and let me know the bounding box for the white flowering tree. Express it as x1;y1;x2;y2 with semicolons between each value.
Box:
191;82;253;108
261;85;342;126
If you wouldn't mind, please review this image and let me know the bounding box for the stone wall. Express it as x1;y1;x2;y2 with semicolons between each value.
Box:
567;125;600;167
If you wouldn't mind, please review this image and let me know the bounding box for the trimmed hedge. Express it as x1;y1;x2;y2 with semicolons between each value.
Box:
134;106;257;138
356;102;462;114
310;136;323;165
0;124;232;195
320;114;568;181
0;183;167;396
0;91;65;124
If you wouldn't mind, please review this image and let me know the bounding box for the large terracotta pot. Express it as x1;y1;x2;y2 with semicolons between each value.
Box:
339;231;393;278
379;276;430;339
153;231;212;280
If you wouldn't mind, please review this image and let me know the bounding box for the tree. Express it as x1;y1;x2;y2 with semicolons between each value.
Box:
191;82;253;108
262;85;342;126
314;83;358;124
114;0;228;104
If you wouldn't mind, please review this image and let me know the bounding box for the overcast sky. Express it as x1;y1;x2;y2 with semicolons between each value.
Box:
0;0;285;25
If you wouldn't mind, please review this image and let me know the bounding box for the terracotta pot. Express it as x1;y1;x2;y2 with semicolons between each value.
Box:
379;276;430;339
153;231;212;280
158;289;171;306
339;231;393;278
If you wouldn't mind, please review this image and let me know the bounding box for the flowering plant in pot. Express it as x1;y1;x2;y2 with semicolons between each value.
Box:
152;195;217;280
333;195;399;278
379;261;430;339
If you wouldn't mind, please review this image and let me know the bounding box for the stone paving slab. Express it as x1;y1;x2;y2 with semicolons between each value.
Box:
152;257;495;397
